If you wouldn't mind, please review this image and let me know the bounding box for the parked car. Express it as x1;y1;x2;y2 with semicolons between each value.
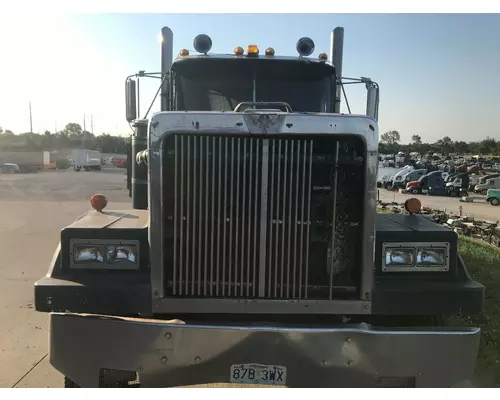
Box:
1;163;20;173
486;189;500;206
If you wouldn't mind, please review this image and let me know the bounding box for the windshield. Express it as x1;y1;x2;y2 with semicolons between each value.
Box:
173;58;335;113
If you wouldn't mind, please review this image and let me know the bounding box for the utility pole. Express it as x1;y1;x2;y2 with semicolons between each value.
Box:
91;114;94;135
83;114;86;132
29;101;33;133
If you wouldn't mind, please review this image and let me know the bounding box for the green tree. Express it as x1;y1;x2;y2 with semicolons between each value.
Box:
411;134;422;145
454;141;469;154
64;123;82;136
381;130;401;145
479;137;498;155
435;136;454;155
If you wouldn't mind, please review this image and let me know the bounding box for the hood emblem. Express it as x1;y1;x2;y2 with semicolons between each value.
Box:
251;113;279;129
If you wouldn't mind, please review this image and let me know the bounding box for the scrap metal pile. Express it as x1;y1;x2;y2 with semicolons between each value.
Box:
377;200;500;247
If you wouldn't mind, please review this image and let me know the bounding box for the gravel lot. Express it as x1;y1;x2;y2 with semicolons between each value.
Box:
0;168;129;388
0;169;492;388
377;188;500;222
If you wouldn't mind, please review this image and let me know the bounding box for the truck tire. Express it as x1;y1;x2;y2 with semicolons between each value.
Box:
449;190;458;197
411;189;419;194
491;198;500;206
481;189;488;195
64;377;80;388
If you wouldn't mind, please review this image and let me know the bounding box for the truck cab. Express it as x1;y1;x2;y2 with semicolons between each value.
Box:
392;168;427;191
475;175;500;195
406;170;444;195
34;27;483;388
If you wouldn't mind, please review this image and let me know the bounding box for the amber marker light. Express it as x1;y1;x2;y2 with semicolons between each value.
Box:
265;47;275;56
234;46;244;56
404;198;422;214
247;45;259;56
90;194;108;213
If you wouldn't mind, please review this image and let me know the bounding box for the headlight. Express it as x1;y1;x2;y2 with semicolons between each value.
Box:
74;245;104;263
382;242;449;272
385;248;415;266
416;247;447;266
107;245;138;263
70;239;140;270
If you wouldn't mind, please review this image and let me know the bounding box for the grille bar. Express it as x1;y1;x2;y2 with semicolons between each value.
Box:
167;134;363;300
258;139;269;297
304;141;313;299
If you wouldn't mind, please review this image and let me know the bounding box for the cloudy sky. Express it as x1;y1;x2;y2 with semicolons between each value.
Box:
1;13;499;143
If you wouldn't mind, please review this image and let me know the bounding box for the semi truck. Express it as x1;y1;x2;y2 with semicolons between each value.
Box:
0;150;50;172
34;26;484;388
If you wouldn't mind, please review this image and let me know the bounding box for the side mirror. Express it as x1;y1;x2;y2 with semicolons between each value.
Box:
365;81;379;121
126;79;137;122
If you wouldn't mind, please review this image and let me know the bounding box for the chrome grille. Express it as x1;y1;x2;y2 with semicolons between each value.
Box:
163;134;364;300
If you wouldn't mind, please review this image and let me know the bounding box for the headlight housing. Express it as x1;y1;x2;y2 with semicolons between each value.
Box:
382;242;449;272
74;245;105;263
70;239;140;270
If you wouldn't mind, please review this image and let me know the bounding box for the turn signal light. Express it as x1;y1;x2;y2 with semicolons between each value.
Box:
404;198;422;214
90;194;108;212
179;49;190;56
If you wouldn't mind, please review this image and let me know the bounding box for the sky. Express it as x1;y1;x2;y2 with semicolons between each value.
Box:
0;13;499;143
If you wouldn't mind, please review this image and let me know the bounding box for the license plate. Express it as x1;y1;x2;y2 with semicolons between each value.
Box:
230;363;287;385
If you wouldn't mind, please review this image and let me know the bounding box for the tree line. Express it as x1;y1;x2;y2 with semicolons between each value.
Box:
379;130;500;156
0;123;130;154
1;124;498;157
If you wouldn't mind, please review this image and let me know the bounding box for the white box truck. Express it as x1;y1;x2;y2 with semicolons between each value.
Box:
71;149;102;171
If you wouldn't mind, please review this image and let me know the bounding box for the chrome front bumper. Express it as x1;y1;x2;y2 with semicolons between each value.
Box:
49;313;480;388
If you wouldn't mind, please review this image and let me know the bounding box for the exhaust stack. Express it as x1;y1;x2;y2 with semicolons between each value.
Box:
160;27;174;111
330;27;344;114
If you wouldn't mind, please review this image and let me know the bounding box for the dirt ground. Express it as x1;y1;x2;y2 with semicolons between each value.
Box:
0;169;490;388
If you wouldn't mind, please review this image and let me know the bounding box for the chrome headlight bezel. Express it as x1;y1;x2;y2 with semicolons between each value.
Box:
382;242;450;272
70;239;140;270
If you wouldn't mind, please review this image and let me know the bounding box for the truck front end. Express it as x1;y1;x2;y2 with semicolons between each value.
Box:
35;28;484;388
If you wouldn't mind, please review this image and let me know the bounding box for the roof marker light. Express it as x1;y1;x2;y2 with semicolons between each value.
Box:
318;52;328;61
234;46;244;56
179;49;190;56
265;47;275;56
247;45;259;56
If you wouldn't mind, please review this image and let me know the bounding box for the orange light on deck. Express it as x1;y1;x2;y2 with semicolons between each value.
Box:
247;45;259;56
404;198;422;214
90;194;108;213
318;52;328;61
265;47;275;56
234;46;244;56
179;49;190;56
